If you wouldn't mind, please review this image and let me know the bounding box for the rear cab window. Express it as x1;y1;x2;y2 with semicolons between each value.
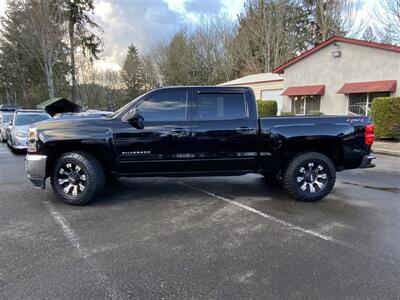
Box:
193;92;248;121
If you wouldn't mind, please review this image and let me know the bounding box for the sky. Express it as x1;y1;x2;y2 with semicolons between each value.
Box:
0;0;378;71
91;0;246;70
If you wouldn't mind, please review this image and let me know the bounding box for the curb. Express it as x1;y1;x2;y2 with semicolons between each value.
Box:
372;148;400;157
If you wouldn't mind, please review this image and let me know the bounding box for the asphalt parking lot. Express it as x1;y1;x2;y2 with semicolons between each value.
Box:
0;142;399;299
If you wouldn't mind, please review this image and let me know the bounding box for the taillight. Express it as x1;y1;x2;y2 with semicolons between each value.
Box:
365;124;374;145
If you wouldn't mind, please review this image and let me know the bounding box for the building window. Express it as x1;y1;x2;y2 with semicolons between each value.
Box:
348;92;390;115
291;95;321;115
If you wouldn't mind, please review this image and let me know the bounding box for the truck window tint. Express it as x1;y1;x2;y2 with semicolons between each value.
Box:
194;93;247;120
139;90;188;121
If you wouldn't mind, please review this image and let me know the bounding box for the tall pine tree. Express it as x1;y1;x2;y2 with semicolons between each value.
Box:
121;44;144;100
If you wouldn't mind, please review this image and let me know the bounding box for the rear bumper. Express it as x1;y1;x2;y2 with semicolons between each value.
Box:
359;155;376;168
25;154;47;189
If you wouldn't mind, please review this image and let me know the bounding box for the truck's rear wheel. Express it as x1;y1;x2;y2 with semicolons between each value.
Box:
283;152;336;202
51;151;105;205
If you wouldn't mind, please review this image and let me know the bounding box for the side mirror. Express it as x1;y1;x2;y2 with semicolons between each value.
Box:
126;108;144;129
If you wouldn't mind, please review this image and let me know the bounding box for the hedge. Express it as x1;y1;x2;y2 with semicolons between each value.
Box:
280;111;296;116
257;100;277;116
370;96;400;139
280;111;323;116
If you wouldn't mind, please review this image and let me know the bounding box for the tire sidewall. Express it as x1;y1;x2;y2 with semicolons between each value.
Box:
285;153;336;202
51;153;100;205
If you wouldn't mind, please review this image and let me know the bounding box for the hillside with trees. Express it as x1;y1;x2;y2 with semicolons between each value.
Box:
0;0;398;109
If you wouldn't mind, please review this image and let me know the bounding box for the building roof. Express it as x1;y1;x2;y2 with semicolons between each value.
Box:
282;84;325;96
219;73;284;86
273;36;400;74
337;80;397;94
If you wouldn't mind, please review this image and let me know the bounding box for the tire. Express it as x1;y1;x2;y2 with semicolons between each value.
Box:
283;152;336;202
7;137;17;153
51;151;105;205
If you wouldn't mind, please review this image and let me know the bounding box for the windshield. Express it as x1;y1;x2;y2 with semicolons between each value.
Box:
1;112;12;124
107;91;150;119
14;113;51;126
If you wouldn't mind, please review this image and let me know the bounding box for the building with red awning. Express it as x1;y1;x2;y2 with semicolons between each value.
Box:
273;36;400;115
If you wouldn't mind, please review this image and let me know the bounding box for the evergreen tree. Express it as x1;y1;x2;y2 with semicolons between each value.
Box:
121;44;144;100
59;0;103;102
162;30;193;85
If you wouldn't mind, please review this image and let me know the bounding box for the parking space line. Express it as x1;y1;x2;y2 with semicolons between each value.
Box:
43;201;124;300
178;182;336;243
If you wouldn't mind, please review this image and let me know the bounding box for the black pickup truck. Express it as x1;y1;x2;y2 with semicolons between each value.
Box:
25;86;375;205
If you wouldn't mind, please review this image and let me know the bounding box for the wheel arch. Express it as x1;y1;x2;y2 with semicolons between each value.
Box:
283;137;343;167
45;141;117;177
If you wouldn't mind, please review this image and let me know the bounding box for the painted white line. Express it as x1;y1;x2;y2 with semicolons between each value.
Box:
178;182;335;242
44;201;87;257
43;201;124;299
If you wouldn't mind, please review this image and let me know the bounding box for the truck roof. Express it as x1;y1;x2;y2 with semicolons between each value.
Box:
152;86;252;91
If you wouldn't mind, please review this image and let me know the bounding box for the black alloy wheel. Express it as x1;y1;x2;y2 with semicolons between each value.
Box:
51;152;105;205
283;152;336;202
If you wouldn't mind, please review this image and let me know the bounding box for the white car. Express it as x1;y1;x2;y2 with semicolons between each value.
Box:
0;111;13;142
7;110;51;151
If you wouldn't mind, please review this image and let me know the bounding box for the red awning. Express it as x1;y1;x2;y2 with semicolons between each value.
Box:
337;80;397;94
281;85;325;96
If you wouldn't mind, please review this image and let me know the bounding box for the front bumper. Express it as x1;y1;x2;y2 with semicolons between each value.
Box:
11;135;28;149
359;155;376;168
25;154;47;189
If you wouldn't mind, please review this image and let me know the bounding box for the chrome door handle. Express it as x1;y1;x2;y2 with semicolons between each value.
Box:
236;127;254;131
171;128;189;133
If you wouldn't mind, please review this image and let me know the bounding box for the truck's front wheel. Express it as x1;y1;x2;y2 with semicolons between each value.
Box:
51;152;105;205
283;152;336;202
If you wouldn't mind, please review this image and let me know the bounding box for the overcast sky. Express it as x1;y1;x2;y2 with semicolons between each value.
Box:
0;0;377;71
91;0;246;70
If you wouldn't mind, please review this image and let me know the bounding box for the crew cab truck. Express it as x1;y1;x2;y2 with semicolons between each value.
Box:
25;86;376;205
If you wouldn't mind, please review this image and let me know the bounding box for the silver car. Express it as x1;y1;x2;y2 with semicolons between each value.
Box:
7;110;51;151
0;111;13;142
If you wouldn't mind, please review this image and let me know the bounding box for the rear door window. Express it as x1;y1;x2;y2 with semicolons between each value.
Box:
193;93;248;121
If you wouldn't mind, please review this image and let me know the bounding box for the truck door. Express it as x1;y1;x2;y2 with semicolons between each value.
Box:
190;88;258;172
115;88;193;174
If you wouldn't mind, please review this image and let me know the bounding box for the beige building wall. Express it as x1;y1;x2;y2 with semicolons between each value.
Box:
228;79;284;114
281;42;400;114
234;80;284;100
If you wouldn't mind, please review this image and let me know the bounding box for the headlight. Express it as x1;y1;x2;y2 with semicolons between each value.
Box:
27;128;37;152
16;131;28;137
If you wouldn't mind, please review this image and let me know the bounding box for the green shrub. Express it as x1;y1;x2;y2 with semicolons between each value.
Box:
371;97;400;139
280;111;296;116
308;110;324;116
256;100;278;116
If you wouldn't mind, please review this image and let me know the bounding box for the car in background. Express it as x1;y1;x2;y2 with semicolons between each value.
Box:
0;104;21;112
0;111;13;142
53;110;113;119
7;110;51;151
